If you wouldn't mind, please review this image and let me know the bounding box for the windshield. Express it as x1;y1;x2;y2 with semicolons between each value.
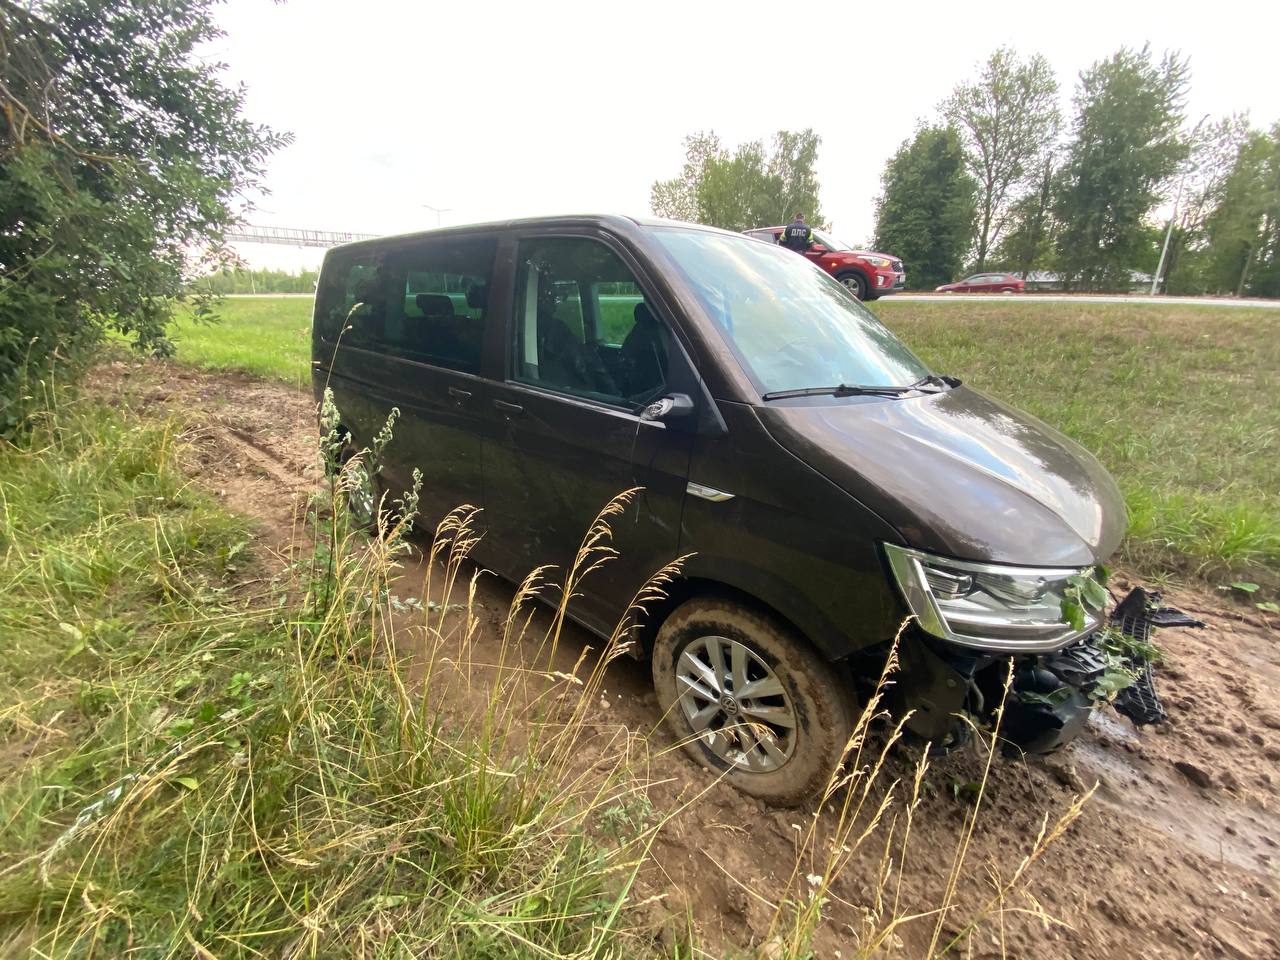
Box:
653;228;931;394
809;228;854;251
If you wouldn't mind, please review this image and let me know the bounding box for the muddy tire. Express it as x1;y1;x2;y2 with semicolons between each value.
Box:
652;597;853;806
340;445;389;537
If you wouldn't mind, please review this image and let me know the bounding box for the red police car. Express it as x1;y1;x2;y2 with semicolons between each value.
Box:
744;226;905;300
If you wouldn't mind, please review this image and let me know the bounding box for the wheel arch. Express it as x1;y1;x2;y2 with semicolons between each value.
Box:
628;569;862;668
833;267;871;300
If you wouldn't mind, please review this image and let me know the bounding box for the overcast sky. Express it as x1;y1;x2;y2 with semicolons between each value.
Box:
211;0;1280;270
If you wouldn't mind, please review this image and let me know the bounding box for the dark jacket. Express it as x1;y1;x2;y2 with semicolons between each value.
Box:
781;220;813;252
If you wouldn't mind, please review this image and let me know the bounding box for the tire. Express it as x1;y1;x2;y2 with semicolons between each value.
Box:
835;271;867;300
340;445;389;536
652;597;854;806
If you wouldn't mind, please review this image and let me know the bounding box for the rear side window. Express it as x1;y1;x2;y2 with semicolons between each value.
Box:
315;249;379;342
314;236;496;374
512;237;671;407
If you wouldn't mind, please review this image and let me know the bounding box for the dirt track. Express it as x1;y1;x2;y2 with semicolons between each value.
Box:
96;360;1280;959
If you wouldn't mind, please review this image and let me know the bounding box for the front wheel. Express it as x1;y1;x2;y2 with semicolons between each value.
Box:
652;598;853;806
836;271;867;300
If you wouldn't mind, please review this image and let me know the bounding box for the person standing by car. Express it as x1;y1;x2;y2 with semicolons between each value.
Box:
780;213;813;252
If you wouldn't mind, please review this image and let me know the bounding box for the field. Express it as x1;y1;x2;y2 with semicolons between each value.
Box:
167;295;313;386
172;295;1280;585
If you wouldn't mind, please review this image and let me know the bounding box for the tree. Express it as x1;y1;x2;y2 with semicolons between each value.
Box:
1157;115;1251;294
941;47;1060;271
1245;123;1280;298
649;129;825;231
992;155;1056;276
0;0;287;429
872;126;976;289
649;132;721;222
1201;126;1280;295
1053;47;1189;290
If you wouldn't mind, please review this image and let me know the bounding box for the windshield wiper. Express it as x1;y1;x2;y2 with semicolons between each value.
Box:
906;375;953;393
762;375;962;402
762;384;914;401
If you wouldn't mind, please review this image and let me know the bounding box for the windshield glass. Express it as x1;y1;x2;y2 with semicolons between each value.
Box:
653;228;930;394
809;228;854;251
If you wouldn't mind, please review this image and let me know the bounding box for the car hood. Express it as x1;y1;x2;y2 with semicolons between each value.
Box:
852;250;897;260
757;386;1126;567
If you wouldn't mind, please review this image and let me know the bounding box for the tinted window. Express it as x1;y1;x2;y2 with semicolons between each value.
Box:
315;249;379;342
653;228;930;394
314;237;495;373
513;237;670;406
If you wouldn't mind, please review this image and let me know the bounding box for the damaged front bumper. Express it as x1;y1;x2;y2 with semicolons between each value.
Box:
891;587;1202;756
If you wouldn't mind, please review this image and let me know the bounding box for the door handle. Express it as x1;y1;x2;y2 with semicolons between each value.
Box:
493;399;524;416
447;386;473;402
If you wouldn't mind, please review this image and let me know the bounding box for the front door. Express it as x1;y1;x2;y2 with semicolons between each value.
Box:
480;234;694;638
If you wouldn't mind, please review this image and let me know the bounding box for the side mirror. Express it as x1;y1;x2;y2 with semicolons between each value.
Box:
808;243;829;253
641;393;695;422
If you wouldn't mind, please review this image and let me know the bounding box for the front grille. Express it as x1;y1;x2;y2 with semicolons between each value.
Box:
891;259;904;274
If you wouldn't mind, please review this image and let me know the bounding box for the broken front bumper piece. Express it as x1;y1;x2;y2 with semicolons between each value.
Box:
894;587;1203;756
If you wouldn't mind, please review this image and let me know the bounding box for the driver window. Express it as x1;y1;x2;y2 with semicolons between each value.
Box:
512;237;671;407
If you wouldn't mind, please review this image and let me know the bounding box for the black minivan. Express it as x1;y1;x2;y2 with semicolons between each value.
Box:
312;215;1127;805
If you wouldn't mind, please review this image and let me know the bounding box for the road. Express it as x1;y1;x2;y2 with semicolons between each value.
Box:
887;293;1280;308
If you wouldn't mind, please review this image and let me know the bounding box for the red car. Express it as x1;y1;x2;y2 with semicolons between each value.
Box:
936;272;1025;294
743;227;905;300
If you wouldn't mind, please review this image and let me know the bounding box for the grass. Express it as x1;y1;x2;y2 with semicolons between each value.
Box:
0;385;1082;957
165;295;1279;583
167;296;313;386
0;391;666;956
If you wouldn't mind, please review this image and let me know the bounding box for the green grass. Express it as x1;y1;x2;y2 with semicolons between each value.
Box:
168;295;1279;582
169;295;313;385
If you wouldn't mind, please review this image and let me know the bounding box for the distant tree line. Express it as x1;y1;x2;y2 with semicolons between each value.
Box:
876;45;1279;293
651;46;1279;296
195;267;319;295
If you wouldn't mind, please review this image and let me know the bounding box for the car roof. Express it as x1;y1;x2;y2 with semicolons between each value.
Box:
327;214;743;255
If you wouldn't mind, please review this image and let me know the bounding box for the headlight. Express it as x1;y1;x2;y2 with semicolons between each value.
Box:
861;256;891;268
883;544;1102;652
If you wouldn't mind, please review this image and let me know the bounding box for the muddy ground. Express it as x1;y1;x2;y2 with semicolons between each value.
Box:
94;360;1279;959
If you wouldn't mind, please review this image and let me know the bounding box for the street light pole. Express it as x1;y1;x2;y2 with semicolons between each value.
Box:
1151;113;1210;295
421;203;452;227
1151;178;1185;295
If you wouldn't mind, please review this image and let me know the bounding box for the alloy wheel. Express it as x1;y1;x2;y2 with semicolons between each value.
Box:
674;634;797;772
840;275;865;299
345;459;376;529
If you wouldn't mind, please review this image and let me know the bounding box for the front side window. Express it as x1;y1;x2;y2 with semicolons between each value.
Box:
512;237;670;407
652;228;930;395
